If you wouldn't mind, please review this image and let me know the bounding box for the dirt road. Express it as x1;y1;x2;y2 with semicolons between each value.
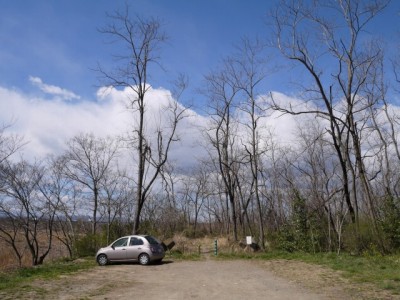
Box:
1;259;396;299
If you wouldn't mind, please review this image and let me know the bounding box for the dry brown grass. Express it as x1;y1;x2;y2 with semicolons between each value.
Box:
0;233;70;270
168;234;239;255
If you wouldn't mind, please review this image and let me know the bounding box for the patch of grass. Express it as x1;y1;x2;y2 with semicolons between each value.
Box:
216;250;400;294
0;257;96;291
309;253;400;293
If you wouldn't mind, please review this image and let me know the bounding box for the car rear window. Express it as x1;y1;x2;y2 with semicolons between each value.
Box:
144;235;160;245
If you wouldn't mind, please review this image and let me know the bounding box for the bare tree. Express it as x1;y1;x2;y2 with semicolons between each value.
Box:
38;155;81;258
270;0;389;238
362;46;400;250
377;47;400;197
293;119;347;252
0;123;24;164
180;164;211;237
63;133;119;235
158;163;186;236
233;38;268;249
0;159;55;266
97;6;187;234
100;170;131;244
0;124;26;265
0;195;24;266
203;62;242;241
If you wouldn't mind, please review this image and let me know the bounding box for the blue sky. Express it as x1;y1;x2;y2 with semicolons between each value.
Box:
1;1;399;102
0;0;276;102
0;0;399;162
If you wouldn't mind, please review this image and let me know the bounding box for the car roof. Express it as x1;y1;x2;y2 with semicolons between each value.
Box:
119;235;148;239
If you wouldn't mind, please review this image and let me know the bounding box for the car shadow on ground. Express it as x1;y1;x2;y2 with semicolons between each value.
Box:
103;260;174;266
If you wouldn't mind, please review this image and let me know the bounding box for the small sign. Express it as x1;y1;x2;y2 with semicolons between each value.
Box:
246;236;252;245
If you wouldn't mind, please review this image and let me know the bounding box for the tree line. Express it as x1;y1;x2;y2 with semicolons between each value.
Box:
1;0;400;266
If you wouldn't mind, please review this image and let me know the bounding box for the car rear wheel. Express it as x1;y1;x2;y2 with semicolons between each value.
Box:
97;254;108;266
138;253;150;265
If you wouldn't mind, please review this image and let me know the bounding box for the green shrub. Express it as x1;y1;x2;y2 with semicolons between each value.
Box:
106;222;132;242
380;196;400;251
341;220;382;255
74;233;105;257
274;189;323;253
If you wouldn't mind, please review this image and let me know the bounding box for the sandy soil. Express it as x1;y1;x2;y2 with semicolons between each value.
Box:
0;258;397;299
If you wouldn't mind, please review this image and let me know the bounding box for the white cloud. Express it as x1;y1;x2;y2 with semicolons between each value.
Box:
265;92;310;147
0;84;309;170
29;76;81;101
0;85;210;167
0;85;128;161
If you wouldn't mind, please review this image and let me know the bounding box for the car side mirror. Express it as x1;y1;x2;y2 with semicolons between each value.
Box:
111;245;115;250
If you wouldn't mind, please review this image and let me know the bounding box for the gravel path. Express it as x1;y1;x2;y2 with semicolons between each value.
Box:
1;258;396;299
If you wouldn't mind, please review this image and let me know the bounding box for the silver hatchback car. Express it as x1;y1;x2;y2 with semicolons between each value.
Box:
96;235;165;266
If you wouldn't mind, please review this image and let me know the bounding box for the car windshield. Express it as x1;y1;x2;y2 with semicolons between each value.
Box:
144;235;160;245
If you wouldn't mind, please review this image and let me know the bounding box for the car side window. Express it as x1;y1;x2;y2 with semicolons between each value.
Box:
129;237;144;246
112;237;128;248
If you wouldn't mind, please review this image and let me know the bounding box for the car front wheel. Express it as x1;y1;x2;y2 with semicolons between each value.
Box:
138;253;150;265
97;254;108;266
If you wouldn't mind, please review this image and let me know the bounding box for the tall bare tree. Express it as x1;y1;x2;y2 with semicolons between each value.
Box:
233;38;268;249
98;6;187;234
270;0;389;236
203;63;241;241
